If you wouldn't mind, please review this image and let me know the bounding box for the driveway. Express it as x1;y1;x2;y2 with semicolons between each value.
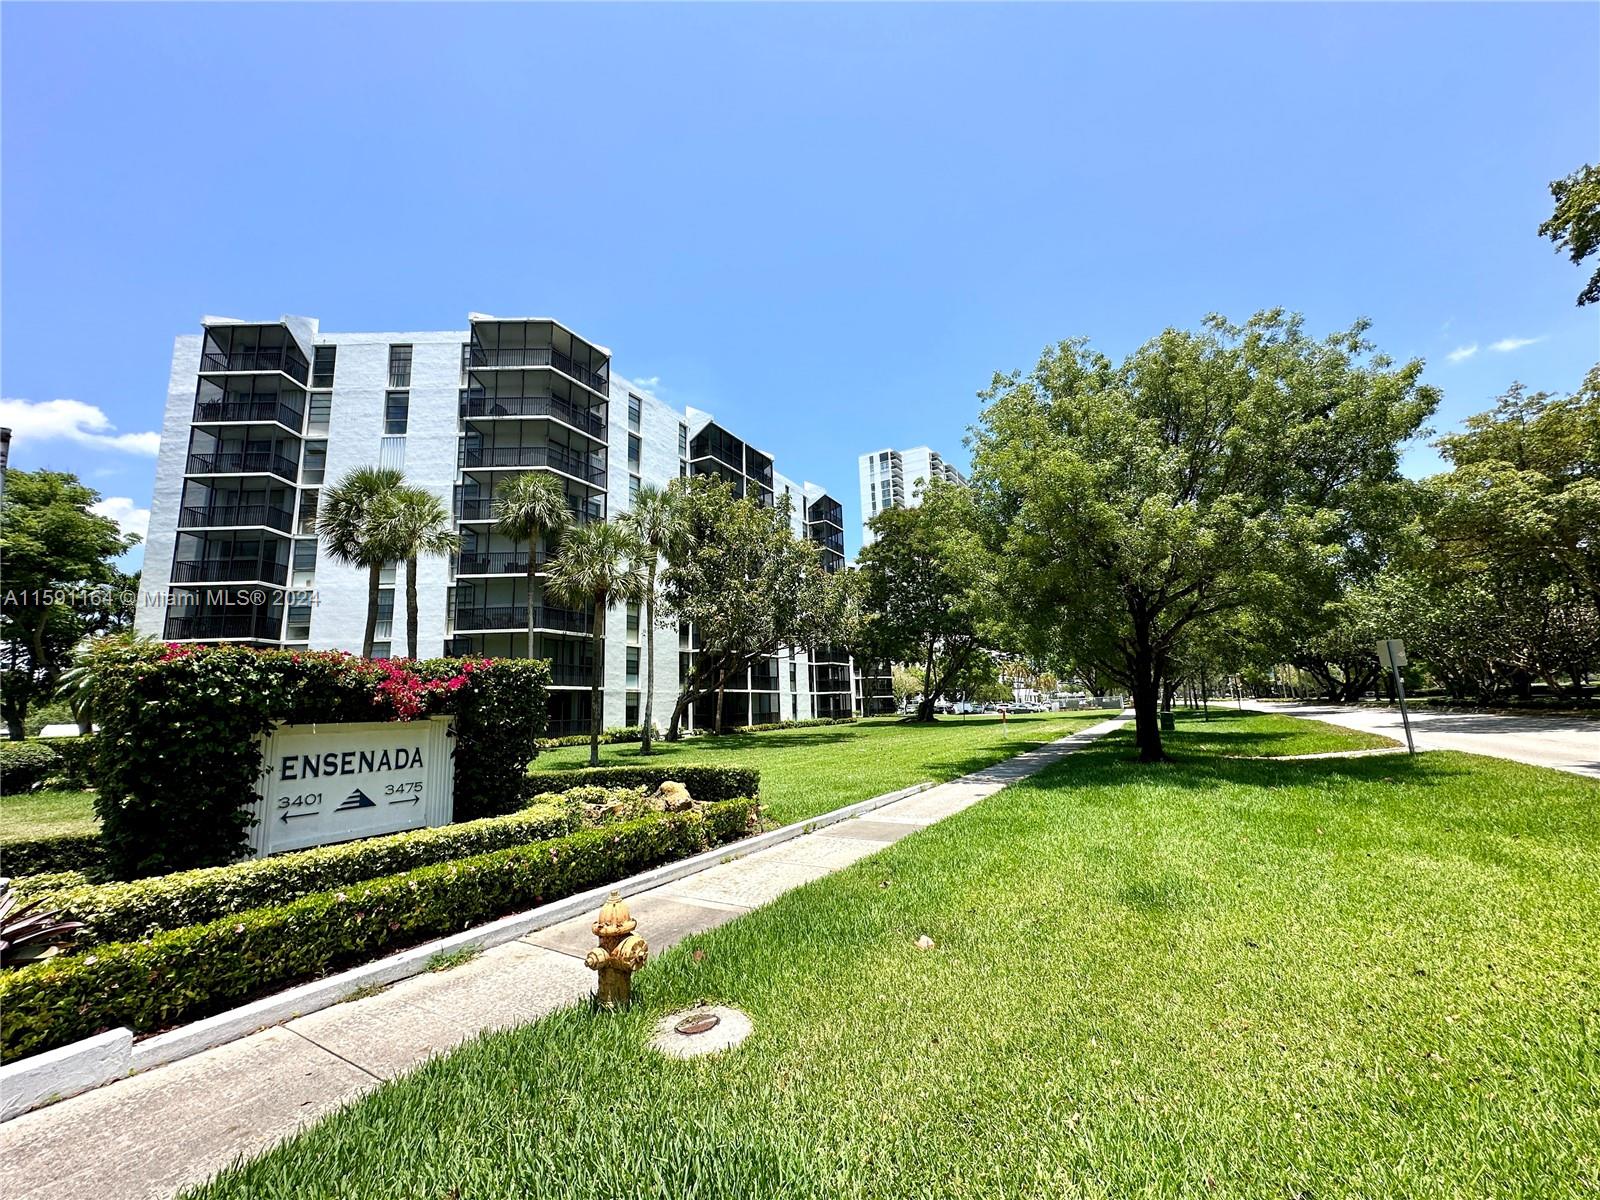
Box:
1247;700;1600;781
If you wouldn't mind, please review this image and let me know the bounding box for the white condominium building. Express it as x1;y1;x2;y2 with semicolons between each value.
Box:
856;445;966;547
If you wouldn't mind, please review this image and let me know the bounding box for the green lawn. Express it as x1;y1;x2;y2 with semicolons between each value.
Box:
536;711;1118;825
190;711;1600;1198
0;789;97;843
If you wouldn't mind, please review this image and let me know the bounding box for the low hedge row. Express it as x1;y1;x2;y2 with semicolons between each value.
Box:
48;737;98;790
0;742;62;795
1;832;105;878
520;764;760;810
731;717;857;734
535;726;647;750
0;798;760;1062
25;801;576;948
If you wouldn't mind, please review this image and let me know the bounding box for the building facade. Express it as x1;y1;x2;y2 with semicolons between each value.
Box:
135;313;859;733
856;445;966;547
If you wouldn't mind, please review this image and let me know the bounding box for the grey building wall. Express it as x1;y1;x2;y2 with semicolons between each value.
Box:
134;335;204;640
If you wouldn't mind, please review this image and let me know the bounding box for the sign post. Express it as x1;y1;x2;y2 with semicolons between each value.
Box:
1375;639;1415;756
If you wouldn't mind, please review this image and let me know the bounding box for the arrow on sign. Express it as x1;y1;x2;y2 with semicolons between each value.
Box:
280;811;317;824
388;795;421;807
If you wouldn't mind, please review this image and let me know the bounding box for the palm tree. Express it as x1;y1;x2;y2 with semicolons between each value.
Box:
493;471;574;660
371;487;459;659
317;466;405;657
544;521;646;765
618;483;687;754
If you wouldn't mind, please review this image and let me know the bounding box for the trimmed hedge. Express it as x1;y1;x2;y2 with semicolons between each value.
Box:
0;833;105;878
0;798;760;1062
521;764;760;808
535;726;648;751
47;736;98;790
92;645;550;878
26;801;576;948
0;741;61;795
731;717;857;734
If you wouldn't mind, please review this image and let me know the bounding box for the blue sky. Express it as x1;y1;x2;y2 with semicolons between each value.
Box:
3;2;1596;568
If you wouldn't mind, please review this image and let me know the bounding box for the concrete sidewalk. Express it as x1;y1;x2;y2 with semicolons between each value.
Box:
1247;700;1599;780
0;717;1126;1200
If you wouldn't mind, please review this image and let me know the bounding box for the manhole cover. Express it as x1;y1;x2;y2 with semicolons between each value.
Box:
651;1005;752;1059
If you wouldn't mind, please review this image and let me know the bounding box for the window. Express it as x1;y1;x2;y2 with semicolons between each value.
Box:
626;646;640;686
628;434;641;469
629;474;641;502
677;425;688;457
302;441;327;485
308;392;332;435
312;346;337;389
625;692;640;727
297;490;319;535
286;604;313;641
627;602;640;643
292;539;317;571
388;345;413;389
385;391;409;435
627;394;642;432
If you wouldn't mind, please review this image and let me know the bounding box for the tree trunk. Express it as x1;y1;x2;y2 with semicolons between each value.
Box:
1129;626;1164;762
525;541;539;662
640;560;657;754
1161;677;1177;713
587;593;604;767
363;563;381;658
666;691;689;741
715;681;726;735
405;556;419;660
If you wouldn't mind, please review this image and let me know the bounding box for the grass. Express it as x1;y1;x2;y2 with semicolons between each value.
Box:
536;711;1117;825
426;946;482;973
189;711;1599;1199
0;788;98;843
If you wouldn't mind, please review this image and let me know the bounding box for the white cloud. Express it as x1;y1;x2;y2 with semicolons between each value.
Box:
1445;344;1478;364
91;496;151;541
0;397;160;455
631;375;662;390
1489;336;1542;353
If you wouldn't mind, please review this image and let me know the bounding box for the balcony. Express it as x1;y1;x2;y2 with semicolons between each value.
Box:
460;394;605;439
163;609;282;642
466;346;609;395
178;504;294;533
199;347;310;385
456;496;600;525
187;451;299;482
192;399;304;431
812;667;852;692
452;605;593;634
547;663;598;688
171;559;289;586
453;549;551;576
458;444;604;484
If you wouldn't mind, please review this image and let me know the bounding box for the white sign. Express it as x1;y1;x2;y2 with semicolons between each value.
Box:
1376;639;1407;670
247;717;454;857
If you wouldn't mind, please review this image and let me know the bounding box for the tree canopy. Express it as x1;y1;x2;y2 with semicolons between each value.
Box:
1539;163;1600;307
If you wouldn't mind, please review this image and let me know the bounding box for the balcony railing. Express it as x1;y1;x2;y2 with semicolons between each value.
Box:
178;504;294;533
452;605;593;634
466;346;609;394
547;663;598;688
455;497;600;524
163;610;283;641
192;399;304;430
458;444;605;483
460;395;605;438
453;550;552;576
171;559;289;586
187;451;299;481
200;348;310;385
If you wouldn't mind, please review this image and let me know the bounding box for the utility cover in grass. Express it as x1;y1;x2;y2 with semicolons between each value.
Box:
650;1005;752;1059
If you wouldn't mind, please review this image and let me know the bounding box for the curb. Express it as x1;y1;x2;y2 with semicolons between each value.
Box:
0;778;936;1120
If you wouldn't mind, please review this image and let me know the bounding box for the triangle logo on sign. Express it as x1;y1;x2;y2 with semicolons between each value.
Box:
336;788;377;812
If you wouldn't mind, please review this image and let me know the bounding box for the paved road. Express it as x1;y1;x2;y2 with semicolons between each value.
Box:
1248;700;1600;781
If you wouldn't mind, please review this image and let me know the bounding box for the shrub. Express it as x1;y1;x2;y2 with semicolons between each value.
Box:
0;798;760;1062
0;833;104;879
47;737;98;791
26;802;576;948
534;726;648;751
730;717;857;734
91;644;550;878
0;742;61;796
522;764;759;807
7;870;92;894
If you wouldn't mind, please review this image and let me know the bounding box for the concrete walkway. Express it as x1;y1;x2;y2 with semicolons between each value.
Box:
0;717;1126;1200
1246;700;1599;780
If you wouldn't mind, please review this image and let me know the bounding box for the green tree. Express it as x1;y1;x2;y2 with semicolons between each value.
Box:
1539;163;1600;306
544;520;646;765
618;483;688;753
493;471;574;660
856;482;991;722
969;312;1437;760
660;480;835;737
317;467;405;658
372;486;459;660
890;663;925;710
0;469;138;738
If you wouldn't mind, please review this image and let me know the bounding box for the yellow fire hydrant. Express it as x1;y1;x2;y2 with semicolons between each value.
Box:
585;891;649;1010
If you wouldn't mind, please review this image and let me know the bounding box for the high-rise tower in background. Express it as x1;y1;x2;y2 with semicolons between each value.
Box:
856;446;966;547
